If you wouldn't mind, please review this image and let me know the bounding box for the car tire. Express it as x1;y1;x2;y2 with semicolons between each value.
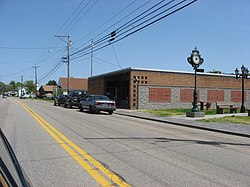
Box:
79;105;83;112
108;111;113;115
54;101;57;106
89;106;95;113
64;102;67;108
69;102;72;108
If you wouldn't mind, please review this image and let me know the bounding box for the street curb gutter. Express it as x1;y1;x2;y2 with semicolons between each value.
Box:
115;112;250;138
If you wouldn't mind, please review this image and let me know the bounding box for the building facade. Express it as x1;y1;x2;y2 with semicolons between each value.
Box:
88;68;250;110
58;77;88;95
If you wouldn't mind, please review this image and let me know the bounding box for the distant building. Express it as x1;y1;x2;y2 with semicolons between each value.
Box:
38;85;57;98
57;77;88;95
88;67;250;110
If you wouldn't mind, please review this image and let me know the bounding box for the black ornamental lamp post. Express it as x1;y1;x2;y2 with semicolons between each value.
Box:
235;65;249;113
187;47;204;117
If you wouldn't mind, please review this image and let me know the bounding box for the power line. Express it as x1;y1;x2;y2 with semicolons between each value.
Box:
0;46;64;50
111;45;121;68
70;0;197;60
71;0;166;55
63;0;99;35
73;0;142;47
70;0;180;57
38;60;63;83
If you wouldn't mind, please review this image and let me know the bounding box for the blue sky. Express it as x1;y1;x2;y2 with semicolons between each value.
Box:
0;0;249;85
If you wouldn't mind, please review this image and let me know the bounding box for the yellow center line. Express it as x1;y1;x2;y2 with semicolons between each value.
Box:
18;101;130;187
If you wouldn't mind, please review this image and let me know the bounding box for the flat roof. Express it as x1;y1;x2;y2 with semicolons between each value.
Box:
89;67;236;79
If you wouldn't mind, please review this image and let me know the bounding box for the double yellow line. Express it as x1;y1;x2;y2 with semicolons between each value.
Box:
18;101;130;187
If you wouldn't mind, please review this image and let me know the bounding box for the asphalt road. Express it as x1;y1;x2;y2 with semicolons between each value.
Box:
1;98;250;187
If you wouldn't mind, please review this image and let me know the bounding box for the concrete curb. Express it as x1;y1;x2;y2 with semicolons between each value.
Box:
115;112;250;138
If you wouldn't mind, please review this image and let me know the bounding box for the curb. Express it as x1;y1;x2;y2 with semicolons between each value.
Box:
115;112;250;138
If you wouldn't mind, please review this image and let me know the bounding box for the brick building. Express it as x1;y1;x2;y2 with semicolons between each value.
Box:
88;68;250;110
58;77;88;95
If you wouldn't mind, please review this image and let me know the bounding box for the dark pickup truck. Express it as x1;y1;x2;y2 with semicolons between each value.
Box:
64;90;87;108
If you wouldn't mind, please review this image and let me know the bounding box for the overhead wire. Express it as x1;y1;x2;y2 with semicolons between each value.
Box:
72;0;142;48
71;0;167;55
37;0;99;83
38;60;64;82
63;0;99;35
70;0;197;60
71;0;175;57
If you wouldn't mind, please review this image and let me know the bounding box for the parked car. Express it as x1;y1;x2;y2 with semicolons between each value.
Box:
2;94;8;98
79;95;116;114
64;90;87;108
54;94;66;106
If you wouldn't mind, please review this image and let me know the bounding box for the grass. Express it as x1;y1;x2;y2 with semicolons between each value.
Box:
142;109;216;116
142;108;250;125
198;115;250;125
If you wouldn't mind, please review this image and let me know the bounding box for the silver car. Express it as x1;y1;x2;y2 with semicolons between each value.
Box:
79;95;116;115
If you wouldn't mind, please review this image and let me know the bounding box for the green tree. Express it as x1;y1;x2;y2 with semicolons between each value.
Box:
6;84;13;92
15;82;22;89
0;82;6;94
47;80;57;86
24;80;36;94
9;81;16;91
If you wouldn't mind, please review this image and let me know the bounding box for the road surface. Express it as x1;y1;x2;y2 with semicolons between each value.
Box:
1;98;250;187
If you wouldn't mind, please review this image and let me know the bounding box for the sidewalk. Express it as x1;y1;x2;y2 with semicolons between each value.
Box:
115;109;250;138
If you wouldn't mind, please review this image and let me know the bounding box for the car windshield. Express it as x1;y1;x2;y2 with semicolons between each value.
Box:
93;95;110;101
73;91;87;96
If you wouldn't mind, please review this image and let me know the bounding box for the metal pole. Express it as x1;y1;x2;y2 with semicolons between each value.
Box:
67;34;70;94
91;39;93;77
21;76;23;95
192;67;199;112
241;75;245;113
32;66;39;97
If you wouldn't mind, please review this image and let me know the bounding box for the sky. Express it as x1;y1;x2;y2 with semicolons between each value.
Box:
0;0;249;85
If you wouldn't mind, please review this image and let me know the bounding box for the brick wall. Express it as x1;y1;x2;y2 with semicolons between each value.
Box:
180;88;201;102
231;90;246;102
149;88;171;102
88;78;104;95
138;85;250;110
207;90;225;102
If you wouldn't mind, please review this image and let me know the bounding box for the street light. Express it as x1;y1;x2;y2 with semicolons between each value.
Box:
235;65;249;113
187;47;204;117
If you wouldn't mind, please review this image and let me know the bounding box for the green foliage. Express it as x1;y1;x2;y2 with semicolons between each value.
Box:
15;82;22;88
0;82;6;94
24;80;36;93
47;80;57;85
9;81;16;90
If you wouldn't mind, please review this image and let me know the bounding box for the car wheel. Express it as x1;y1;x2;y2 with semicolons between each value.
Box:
69;102;72;108
89;106;95;113
54;101;57;106
108;111;113;115
79;105;83;112
64;102;67;108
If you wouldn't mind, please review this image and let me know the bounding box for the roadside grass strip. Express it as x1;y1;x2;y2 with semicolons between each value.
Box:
18;101;130;187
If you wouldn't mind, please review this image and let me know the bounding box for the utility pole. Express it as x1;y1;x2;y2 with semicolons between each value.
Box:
20;76;24;97
32;66;39;97
91;39;93;77
55;34;71;94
